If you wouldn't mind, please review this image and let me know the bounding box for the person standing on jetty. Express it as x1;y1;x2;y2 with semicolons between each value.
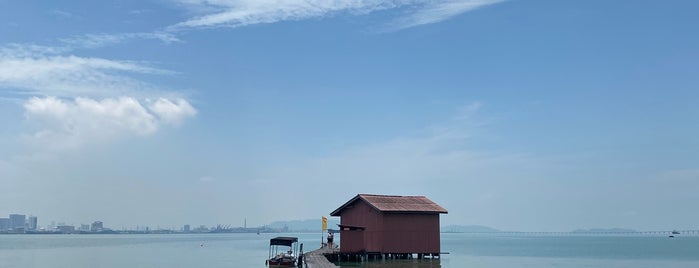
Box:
327;231;334;247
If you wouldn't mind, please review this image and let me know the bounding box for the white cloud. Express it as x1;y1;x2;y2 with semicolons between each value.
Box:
386;0;504;31
169;0;503;31
59;31;181;49
23;96;196;150
148;97;198;126
0;44;172;98
50;9;77;19
128;9;150;15
170;0;400;29
0;43;69;57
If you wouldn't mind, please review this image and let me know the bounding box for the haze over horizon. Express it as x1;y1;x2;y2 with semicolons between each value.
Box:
1;1;697;232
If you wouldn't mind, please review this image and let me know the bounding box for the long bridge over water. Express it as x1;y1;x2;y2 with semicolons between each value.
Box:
452;230;699;235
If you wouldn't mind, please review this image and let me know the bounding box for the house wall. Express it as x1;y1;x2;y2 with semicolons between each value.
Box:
339;200;382;253
380;213;441;254
338;229;364;253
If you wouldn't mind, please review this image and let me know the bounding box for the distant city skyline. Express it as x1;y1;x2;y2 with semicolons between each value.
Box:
1;1;698;232
0;211;692;234
0;211;344;234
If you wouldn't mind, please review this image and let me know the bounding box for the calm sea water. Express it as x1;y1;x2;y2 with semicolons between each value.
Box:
1;233;698;268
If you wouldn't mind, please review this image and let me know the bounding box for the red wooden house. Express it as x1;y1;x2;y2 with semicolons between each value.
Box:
330;194;448;258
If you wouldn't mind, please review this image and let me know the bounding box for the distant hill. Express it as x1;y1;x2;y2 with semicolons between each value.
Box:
267;218;340;232
571;228;637;233
442;225;500;233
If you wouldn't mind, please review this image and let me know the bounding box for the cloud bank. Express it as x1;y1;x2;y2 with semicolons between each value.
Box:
23;96;196;149
0;44;196;149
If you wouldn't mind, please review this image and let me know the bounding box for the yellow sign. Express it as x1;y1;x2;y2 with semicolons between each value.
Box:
322;216;328;231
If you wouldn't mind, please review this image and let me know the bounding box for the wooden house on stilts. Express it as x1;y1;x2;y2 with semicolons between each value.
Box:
330;194;448;261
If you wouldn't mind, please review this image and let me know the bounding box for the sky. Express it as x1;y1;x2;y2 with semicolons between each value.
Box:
0;0;697;232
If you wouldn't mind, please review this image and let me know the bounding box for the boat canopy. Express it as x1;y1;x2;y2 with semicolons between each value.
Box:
270;237;298;246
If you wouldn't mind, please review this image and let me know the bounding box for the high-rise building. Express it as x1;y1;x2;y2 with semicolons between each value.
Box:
9;214;26;232
0;218;8;231
183;224;191;232
27;216;38;231
91;221;103;232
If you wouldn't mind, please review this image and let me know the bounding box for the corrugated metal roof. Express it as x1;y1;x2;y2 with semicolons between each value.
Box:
330;194;448;216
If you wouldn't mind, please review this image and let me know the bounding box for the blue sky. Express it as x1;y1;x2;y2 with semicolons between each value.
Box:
1;0;698;231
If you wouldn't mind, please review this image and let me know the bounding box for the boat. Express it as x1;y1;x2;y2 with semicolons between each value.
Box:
266;237;301;267
672;230;680;235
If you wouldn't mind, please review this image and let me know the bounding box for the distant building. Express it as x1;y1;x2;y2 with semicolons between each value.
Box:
330;194;448;257
27;216;38;231
91;221;104;232
80;224;91;231
0;218;8;231
57;225;75;234
9;214;26;232
183;224;191;232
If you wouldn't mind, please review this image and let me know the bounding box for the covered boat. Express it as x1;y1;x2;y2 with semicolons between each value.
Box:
266;237;300;266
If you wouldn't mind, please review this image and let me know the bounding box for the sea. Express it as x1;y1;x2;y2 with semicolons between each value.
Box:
1;233;698;268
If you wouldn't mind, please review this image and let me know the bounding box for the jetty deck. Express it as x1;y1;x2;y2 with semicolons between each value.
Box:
304;246;339;268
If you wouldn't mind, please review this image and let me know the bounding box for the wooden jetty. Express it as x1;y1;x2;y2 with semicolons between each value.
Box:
303;246;339;268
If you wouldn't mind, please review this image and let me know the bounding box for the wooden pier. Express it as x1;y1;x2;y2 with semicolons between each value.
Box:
303;246;339;268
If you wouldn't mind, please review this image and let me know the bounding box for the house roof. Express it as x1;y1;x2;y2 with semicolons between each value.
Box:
270;237;298;246
330;194;448;216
